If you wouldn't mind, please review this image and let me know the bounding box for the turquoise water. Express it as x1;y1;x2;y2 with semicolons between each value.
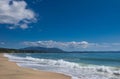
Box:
13;53;120;67
4;52;120;79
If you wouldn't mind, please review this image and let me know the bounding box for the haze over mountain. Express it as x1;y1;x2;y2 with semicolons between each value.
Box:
22;46;65;53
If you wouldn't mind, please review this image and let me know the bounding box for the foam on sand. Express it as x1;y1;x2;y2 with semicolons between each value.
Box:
4;53;120;79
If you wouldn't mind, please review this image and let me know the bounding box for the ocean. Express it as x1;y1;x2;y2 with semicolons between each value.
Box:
4;52;120;79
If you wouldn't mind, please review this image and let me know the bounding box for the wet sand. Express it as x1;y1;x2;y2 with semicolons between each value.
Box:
0;53;71;79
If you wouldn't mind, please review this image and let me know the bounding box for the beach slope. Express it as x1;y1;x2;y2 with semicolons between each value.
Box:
0;53;71;79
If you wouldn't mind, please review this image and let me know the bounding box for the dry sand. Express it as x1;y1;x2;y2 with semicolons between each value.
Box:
0;53;71;79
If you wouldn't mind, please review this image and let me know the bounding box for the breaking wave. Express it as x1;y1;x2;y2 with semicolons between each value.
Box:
4;53;120;79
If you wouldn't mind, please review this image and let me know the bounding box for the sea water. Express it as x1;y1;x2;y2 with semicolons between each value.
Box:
4;52;120;79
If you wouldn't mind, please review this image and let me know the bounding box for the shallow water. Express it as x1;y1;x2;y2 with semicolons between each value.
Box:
4;53;120;79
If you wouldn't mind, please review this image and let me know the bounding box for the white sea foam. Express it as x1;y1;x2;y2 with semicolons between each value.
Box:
4;53;120;79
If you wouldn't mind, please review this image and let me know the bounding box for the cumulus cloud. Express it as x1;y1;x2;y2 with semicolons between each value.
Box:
23;40;89;49
0;42;5;45
19;24;29;29
0;0;36;29
23;40;120;51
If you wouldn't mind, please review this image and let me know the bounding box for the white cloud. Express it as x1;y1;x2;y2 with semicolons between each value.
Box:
8;26;16;29
23;40;89;50
0;0;36;29
23;40;120;51
0;42;5;45
80;41;89;48
20;24;29;29
111;43;120;46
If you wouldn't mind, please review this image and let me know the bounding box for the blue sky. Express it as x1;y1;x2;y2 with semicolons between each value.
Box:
0;0;120;51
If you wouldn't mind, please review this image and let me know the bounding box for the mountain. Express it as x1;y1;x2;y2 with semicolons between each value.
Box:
21;46;65;53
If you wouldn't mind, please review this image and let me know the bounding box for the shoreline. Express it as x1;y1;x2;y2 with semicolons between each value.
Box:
0;53;71;79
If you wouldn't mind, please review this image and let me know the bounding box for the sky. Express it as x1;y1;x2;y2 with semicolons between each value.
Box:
0;0;120;51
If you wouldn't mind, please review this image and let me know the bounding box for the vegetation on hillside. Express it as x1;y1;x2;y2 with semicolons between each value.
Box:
0;48;46;53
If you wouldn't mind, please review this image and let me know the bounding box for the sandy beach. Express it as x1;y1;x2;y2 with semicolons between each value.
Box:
0;53;71;79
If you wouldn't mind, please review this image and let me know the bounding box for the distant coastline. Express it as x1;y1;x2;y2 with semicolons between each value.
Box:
1;47;120;53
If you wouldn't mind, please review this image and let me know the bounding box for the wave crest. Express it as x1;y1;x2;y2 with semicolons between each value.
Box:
4;53;120;79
